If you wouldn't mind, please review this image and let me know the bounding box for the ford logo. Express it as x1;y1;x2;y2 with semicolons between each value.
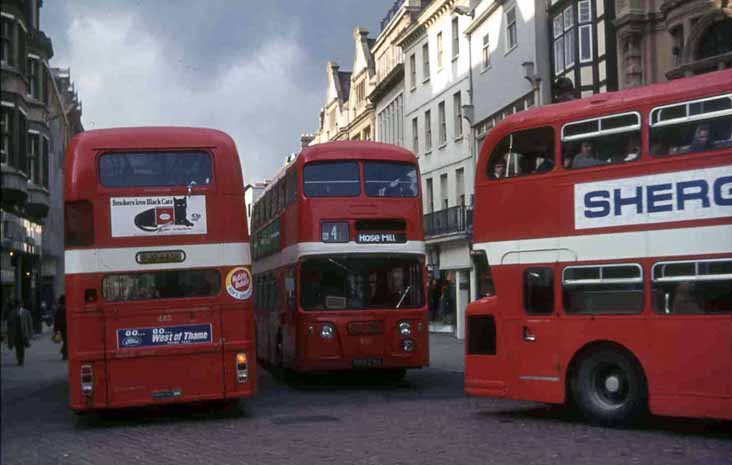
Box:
121;336;142;347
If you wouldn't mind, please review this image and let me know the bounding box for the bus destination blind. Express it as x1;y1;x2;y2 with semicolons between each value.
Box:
117;324;213;349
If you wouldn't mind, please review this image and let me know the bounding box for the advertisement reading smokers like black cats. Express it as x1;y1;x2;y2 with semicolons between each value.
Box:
110;196;207;237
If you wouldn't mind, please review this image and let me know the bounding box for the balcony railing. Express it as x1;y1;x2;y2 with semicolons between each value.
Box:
424;205;472;239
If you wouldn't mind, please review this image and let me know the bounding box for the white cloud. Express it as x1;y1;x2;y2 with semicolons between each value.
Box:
65;10;321;184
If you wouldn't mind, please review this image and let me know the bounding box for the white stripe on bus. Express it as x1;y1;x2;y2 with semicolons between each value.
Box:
252;240;426;275
65;242;251;274
473;224;732;266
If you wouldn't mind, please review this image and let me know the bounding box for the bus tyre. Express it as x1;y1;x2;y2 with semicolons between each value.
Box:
572;348;647;427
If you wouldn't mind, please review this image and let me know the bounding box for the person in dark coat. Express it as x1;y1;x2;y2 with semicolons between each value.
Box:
53;295;68;360
5;300;33;366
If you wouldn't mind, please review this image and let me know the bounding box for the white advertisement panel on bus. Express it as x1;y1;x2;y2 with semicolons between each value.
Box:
575;166;732;230
110;195;207;237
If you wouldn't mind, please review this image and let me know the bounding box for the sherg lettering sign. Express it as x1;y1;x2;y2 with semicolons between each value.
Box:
575;167;732;229
117;324;212;349
356;232;407;244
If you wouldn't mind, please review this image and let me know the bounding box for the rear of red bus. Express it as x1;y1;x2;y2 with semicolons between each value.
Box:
64;127;255;411
261;142;429;374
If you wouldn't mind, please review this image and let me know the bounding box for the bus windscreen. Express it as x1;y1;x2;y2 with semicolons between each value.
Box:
364;162;418;197
300;256;423;310
303;161;360;197
99;151;212;187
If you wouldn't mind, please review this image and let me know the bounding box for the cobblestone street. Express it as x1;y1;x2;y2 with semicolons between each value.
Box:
2;330;730;465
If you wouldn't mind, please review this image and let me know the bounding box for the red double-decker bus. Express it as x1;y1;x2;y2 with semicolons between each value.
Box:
251;141;428;377
465;70;732;425
64;127;255;411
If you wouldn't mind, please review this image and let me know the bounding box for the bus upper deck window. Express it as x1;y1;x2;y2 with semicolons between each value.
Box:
303;161;360;197
649;94;732;156
487;127;555;180
561;112;641;169
99;151;212;188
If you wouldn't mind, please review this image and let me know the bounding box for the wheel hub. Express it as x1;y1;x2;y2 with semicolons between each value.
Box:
605;375;621;393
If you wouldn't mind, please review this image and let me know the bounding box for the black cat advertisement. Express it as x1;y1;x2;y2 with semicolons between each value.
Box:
110;196;206;237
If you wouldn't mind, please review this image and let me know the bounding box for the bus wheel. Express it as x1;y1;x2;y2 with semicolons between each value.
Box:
571;347;647;427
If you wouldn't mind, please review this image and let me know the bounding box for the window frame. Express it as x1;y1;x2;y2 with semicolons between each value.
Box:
453;91;463;139
481;33;491;71
523;267;555;315
505;4;518;52
438;101;447;146
452;17;460;60
649;93;732;128
302;160;361;198
652;258;732;283
436;31;444;69
561;111;642;142
562;263;645;315
422;42;430;82
424;109;432;152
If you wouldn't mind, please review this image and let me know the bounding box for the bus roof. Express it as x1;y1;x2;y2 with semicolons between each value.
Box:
494;69;732;134
299;140;417;164
69;126;236;151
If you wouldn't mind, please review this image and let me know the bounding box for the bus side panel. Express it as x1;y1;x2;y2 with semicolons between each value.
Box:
66;274;108;410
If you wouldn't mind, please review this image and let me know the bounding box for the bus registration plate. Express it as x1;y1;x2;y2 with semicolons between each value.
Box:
352;358;382;369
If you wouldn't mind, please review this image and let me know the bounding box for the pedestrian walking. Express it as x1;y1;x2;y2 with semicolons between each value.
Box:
5;300;33;366
53;295;68;360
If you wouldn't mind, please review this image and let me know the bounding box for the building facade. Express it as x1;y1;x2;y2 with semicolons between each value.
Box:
548;0;619;99
614;0;732;88
370;0;426;148
1;0;83;315
398;0;475;338
312;27;378;144
467;0;553;157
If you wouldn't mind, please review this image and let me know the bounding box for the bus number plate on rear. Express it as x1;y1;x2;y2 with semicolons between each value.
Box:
117;324;213;349
352;358;382;369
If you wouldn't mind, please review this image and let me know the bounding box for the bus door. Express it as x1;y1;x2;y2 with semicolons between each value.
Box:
510;265;563;403
101;290;224;406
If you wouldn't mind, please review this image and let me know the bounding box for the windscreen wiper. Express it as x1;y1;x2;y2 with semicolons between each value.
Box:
396;285;412;309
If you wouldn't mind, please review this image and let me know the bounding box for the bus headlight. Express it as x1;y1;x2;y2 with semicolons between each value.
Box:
402;338;415;352
398;321;412;336
320;323;336;339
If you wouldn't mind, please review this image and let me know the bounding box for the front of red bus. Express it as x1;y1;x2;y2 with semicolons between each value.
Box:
293;142;429;374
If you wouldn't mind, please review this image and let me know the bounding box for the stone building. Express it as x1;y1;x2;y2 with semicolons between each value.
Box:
312;27;378;144
370;0;426;149
397;0;475;337
614;0;732;88
1;0;83;313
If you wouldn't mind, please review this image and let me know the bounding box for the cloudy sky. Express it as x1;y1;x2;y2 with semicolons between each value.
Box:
41;0;395;184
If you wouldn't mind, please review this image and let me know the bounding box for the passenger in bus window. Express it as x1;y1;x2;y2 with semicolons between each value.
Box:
689;124;712;152
568;141;604;168
491;159;506;179
535;155;554;173
650;141;668;156
672;282;703;314
622;136;641;162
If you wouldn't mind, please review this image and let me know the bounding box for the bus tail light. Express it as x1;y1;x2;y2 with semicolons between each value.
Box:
80;364;94;395
236;353;248;383
65;200;94;247
401;338;415;352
